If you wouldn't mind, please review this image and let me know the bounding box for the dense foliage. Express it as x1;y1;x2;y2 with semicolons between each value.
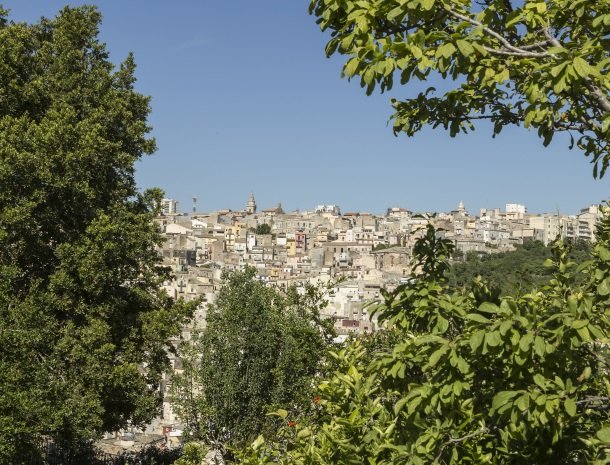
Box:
309;0;610;176
447;240;591;295
253;224;272;235
170;268;336;449
0;6;194;462
238;219;610;464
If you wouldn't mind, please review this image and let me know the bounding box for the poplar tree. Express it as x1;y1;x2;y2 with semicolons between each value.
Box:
171;268;335;449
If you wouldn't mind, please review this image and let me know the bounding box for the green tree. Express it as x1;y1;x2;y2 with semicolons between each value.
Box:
446;240;591;295
309;0;610;176
0;6;194;462
255;223;272;235
170;268;335;449
238;219;610;464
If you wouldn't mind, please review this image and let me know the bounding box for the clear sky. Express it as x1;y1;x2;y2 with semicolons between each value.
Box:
4;1;609;215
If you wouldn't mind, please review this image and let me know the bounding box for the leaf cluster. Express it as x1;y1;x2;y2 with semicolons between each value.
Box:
309;0;610;176
250;224;272;235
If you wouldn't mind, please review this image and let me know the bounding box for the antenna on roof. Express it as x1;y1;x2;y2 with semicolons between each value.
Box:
192;196;197;213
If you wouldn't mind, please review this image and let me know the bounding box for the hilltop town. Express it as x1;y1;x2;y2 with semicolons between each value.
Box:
157;194;600;338
149;194;601;435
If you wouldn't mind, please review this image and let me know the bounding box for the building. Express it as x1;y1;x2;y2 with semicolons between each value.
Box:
529;214;564;245
506;203;527;214
161;198;179;215
575;205;600;242
246;192;257;214
315;205;341;215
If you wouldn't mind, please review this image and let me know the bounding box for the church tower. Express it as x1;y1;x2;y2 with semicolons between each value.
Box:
457;200;465;214
246;192;257;214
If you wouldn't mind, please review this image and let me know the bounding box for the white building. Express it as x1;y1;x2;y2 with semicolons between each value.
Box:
315;205;341;215
506;203;527;214
575;205;600;242
161;198;179;215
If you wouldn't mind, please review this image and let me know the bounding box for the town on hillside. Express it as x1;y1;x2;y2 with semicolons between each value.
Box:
157;194;600;335
151;193;601;434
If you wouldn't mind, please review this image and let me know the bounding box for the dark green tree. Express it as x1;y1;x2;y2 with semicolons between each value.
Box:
446;240;591;295
254;223;272;235
0;6;193;462
170;268;335;449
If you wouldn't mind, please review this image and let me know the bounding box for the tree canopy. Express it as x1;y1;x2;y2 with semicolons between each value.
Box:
309;0;610;176
0;6;194;462
447;240;591;295
171;268;335;449
252;223;272;235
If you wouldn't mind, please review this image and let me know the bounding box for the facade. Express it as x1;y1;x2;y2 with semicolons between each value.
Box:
529;214;564;245
161;198;179;215
506;203;527;214
315;204;341;215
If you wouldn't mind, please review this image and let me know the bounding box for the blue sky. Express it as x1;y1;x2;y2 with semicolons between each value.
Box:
5;1;609;215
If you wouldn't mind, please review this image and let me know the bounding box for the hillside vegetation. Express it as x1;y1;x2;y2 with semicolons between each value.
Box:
447;241;591;296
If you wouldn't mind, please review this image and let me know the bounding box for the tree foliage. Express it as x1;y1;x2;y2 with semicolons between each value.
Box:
447;239;591;295
170;268;336;449
254;223;272;235
309;0;610;176
0;6;194;462
238;218;610;464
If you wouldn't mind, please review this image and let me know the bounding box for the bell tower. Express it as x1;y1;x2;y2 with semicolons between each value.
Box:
246;192;257;214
